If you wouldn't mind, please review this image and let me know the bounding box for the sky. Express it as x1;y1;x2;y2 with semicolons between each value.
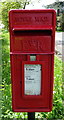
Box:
26;0;64;9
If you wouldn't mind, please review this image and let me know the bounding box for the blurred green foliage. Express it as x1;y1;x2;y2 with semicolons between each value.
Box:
57;14;64;31
2;29;10;85
1;29;64;119
1;0;30;30
2;1;22;30
60;13;64;31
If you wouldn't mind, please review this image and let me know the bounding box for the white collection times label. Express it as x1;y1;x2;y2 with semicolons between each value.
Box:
24;64;41;95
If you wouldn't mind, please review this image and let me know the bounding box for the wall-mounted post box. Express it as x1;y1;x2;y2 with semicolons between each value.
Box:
9;9;56;112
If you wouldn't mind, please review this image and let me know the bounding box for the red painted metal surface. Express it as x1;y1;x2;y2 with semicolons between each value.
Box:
9;9;56;112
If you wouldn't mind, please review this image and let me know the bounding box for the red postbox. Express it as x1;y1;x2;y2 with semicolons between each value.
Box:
9;9;56;112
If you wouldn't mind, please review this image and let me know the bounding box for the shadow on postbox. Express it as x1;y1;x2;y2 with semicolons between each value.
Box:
9;9;56;112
